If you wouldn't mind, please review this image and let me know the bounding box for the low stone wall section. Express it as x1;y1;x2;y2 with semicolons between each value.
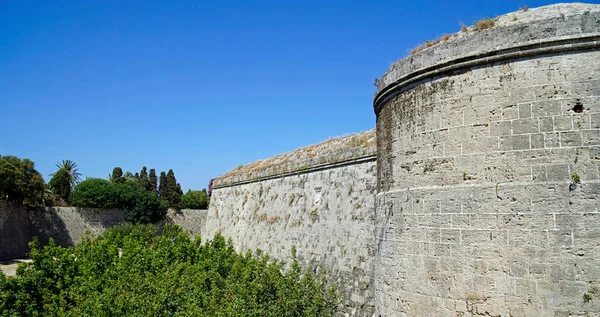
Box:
0;201;207;260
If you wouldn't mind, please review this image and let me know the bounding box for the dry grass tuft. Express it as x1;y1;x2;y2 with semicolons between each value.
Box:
520;5;528;12
411;45;425;55
410;34;453;55
473;18;496;31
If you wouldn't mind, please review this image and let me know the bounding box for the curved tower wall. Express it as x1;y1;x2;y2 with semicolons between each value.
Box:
374;4;600;316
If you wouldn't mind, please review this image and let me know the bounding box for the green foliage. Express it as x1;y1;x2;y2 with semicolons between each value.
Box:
181;189;209;209
48;168;72;204
0;155;47;207
0;224;340;316
124;182;166;224
70;178;166;223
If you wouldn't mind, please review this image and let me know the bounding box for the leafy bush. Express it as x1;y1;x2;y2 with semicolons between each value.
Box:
70;178;166;223
181;189;209;209
69;178;123;208
0;224;339;316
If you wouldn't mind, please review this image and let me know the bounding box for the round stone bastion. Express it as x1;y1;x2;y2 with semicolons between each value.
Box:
373;3;600;316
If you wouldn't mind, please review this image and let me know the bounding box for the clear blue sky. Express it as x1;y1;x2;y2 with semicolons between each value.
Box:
0;0;594;191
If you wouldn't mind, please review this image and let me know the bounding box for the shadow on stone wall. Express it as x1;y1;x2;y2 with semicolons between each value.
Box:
0;202;126;261
28;207;73;247
0;204;207;261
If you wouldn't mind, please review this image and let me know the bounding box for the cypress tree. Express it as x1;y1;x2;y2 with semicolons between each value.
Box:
159;171;168;201
149;169;158;192
166;169;179;208
139;166;150;191
172;183;183;209
111;167;124;183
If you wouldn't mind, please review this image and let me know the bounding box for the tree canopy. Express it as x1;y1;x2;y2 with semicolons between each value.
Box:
0;155;47;207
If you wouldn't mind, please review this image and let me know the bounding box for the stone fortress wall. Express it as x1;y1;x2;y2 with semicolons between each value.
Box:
374;3;600;316
207;130;377;316
3;4;600;317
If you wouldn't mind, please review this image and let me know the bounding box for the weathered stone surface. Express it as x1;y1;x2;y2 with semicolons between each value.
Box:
208;158;377;316
375;3;600;316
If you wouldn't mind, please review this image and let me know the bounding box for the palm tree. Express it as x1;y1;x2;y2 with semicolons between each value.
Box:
55;160;82;187
49;160;82;204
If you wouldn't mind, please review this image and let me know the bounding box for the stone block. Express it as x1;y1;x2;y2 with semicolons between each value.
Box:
532;100;563;117
519;103;533;118
490;121;512;137
531;133;544;149
513;118;539;134
441;229;461;244
545;164;570;181
582;130;600;146
554;115;573;131
539;117;555;132
499;135;530;151
560;131;583;147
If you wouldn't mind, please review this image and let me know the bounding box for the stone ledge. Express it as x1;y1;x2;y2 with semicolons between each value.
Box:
213;129;376;188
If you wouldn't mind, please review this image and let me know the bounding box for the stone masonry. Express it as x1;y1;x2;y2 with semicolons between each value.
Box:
208;130;377;316
374;3;600;316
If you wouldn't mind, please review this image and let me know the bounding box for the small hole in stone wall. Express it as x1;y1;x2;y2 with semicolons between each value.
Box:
572;101;584;113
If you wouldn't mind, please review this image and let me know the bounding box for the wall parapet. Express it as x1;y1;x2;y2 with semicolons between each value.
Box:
213;129;376;188
213;153;376;189
374;3;600;114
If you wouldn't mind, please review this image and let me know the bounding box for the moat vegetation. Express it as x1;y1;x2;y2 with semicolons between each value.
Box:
0;224;340;316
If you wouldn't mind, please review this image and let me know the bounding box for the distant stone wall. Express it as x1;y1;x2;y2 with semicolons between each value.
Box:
207;151;377;316
0;201;207;260
0;202;124;259
374;3;600;316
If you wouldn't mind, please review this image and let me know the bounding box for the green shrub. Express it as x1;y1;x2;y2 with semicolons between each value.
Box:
0;224;340;316
181;189;209;209
70;178;166;223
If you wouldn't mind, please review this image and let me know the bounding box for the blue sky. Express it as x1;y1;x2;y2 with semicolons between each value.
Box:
0;0;594;191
